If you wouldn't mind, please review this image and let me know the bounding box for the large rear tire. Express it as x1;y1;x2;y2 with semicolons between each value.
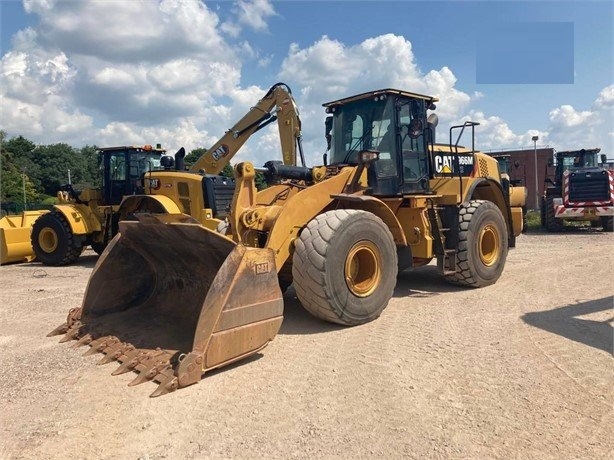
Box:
601;216;614;232
445;200;508;288
292;209;397;326
31;211;84;266
545;195;564;232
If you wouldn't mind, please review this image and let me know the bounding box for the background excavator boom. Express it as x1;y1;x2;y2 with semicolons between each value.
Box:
189;82;303;174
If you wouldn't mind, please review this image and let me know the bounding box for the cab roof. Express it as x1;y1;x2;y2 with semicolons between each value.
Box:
97;145;166;153
323;88;438;108
556;148;601;156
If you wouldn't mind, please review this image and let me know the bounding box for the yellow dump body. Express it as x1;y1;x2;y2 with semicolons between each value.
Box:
49;214;283;396
0;211;48;265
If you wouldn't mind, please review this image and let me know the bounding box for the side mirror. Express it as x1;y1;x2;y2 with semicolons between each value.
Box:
359;150;380;165
601;154;607;164
409;118;424;139
324;116;333;151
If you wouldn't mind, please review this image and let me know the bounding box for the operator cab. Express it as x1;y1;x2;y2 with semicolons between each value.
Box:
323;89;438;195
100;144;166;205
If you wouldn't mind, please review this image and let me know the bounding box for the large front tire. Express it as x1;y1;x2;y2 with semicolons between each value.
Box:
292;209;397;326
31;211;84;266
445;200;508;288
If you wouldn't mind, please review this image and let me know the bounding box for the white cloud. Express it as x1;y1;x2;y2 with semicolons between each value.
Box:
455;111;549;151
2;1;611;170
30;0;229;63
455;85;613;154
235;0;276;32
279;34;473;124
549;105;594;128
545;89;613;151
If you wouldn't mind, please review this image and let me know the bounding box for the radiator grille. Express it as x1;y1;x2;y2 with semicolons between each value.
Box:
568;171;609;202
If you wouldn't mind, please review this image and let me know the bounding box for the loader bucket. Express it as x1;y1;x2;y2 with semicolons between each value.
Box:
0;211;49;265
49;214;284;397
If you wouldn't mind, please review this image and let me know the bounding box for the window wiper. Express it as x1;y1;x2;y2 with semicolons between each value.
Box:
341;122;374;164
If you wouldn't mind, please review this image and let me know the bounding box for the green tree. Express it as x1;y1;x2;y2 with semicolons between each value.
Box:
185;148;207;169
2;134;42;193
78;145;102;187
1;132;40;209
30;143;92;195
220;163;233;177
0;153;39;209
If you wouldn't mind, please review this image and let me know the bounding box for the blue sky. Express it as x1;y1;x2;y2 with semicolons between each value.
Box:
1;0;612;165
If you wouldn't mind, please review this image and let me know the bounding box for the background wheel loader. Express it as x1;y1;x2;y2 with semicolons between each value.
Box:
3;83;303;266
50;88;524;397
541;148;613;232
490;153;528;232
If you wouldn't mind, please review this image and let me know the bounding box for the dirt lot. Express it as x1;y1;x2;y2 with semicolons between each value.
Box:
0;230;612;459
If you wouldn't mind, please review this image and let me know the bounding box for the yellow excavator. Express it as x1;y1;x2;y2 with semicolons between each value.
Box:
1;82;302;265
50;88;524;396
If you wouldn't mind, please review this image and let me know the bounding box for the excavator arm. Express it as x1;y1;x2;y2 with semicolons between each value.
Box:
188;82;303;175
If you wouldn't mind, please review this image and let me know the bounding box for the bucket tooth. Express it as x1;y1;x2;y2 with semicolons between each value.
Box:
82;337;111;356
97;342;132;365
96;354;117;365
59;323;82;343
111;350;143;376
71;333;93;349
47;322;69;337
128;370;155;387
128;353;169;387
150;374;179;398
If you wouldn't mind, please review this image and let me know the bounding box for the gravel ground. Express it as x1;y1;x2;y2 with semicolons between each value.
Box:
0;229;612;459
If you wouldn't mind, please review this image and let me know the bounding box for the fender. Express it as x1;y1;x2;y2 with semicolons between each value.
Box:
53;204;101;235
330;194;408;246
465;178;516;247
118;194;182;219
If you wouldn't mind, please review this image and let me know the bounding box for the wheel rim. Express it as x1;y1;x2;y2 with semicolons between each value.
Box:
478;224;499;266
344;240;381;297
39;227;58;253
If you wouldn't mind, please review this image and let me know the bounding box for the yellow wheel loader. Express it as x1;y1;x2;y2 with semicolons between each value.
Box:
490;153;528;232
22;83;303;266
50;88;524;396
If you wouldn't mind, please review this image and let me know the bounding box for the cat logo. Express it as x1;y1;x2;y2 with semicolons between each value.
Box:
255;262;270;275
433;153;474;176
211;144;230;161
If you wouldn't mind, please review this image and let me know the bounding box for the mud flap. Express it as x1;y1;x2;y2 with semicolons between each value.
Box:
49;214;283;396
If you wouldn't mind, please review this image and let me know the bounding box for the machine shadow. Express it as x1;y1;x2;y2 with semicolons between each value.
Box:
278;287;344;336
279;265;464;336
394;265;465;297
30;252;99;269
522;297;613;354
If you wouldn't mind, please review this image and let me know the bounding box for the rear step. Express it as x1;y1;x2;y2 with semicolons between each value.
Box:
426;205;457;276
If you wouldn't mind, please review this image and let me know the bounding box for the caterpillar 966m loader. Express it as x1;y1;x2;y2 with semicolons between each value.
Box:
49;88;523;397
5;83;302;266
